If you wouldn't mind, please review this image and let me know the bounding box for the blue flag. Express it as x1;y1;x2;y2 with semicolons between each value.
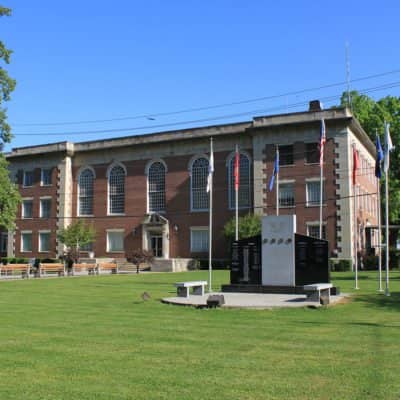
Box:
375;134;383;179
269;150;279;191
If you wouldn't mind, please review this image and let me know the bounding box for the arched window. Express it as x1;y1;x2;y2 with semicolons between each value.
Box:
228;153;251;209
191;157;209;211
78;168;94;216
148;161;166;213
108;164;126;214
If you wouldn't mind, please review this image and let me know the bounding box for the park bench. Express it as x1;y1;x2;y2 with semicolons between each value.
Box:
0;264;30;279
98;262;118;274
174;281;207;298
73;263;98;275
39;263;65;277
303;283;333;305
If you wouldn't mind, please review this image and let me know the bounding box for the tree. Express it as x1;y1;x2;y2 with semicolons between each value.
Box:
341;91;400;245
223;213;261;241
0;7;19;230
58;220;96;263
127;249;154;274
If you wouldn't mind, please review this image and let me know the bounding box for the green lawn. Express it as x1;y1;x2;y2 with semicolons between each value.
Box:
0;270;399;400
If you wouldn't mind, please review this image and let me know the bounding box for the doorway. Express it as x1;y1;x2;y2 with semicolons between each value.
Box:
150;235;163;258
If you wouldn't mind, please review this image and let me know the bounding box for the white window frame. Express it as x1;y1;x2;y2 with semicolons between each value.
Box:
189;155;210;212
190;227;209;253
146;159;167;214
21;231;33;253
23;170;34;187
40;168;52;186
106;229;125;253
40;197;52;218
38;230;51;253
306;178;325;207
227;151;251;210
306;222;327;240
107;163;126;215
278;180;295;208
77;166;95;217
22;198;34;219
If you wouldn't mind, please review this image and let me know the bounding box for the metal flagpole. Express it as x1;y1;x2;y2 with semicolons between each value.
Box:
235;144;239;241
384;167;390;296
353;145;359;289
276;146;279;216
377;177;383;292
319;119;326;239
208;137;214;293
319;159;324;239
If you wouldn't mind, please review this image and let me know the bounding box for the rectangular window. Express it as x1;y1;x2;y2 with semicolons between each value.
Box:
41;168;52;186
0;233;7;253
190;228;209;252
22;199;33;219
81;242;93;252
279;182;295;207
39;231;51;252
307;224;326;240
40;198;52;218
21;232;32;252
305;143;319;164
23;171;34;187
279;145;294;166
306;180;324;206
107;230;124;252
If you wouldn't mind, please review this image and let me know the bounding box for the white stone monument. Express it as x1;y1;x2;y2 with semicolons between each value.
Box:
261;215;296;286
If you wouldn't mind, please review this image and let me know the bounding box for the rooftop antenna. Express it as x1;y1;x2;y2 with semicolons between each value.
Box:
345;41;352;111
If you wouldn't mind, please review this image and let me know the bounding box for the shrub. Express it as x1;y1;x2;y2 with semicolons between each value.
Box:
197;259;230;270
362;255;379;270
329;258;352;272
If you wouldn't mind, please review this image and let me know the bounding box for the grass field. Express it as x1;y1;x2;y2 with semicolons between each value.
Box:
0;270;399;400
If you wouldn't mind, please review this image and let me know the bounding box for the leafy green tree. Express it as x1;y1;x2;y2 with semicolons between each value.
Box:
0;7;19;230
223;213;261;241
58;220;96;263
0;6;16;146
341;91;400;244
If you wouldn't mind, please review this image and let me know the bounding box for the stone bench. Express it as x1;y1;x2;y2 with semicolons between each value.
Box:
174;281;207;298
303;283;333;305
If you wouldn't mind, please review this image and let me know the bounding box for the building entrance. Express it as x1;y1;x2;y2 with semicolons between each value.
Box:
150;235;163;258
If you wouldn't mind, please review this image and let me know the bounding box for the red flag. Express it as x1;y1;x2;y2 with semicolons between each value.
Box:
352;147;359;186
234;149;240;191
319;119;326;167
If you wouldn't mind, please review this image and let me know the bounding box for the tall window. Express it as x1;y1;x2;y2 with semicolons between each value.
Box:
190;227;209;252
228;153;251;209
279;182;295;207
108;165;125;214
21;232;32;252
39;231;51;252
107;230;124;252
22;199;33;219
0;233;7;253
305;143;319;164
23;170;34;187
41;168;52;186
40;198;51;218
148;161;166;213
78;168;94;216
191;157;209;211
306;180;324;206
279;145;294;166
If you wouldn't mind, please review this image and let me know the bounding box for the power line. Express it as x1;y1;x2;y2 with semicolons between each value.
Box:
11;69;400;128
11;80;400;137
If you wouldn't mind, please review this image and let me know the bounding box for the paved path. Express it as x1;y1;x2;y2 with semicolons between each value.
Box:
162;292;348;309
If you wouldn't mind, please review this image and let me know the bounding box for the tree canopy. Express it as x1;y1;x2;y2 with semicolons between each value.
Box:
223;213;261;241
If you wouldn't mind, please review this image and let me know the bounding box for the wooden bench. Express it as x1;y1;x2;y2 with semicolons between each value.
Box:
98;263;118;274
303;283;333;305
73;263;98;275
39;263;65;277
174;281;207;298
0;264;30;279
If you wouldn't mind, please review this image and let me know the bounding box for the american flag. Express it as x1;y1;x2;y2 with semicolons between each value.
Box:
319;119;326;167
234;147;240;191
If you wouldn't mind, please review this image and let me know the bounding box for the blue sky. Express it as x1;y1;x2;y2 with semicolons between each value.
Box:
2;0;400;151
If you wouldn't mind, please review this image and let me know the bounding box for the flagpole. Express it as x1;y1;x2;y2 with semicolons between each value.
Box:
319;119;326;239
377;177;383;292
276;146;279;216
235;144;239;241
319;157;324;239
353;145;359;289
384;165;390;296
208;137;213;293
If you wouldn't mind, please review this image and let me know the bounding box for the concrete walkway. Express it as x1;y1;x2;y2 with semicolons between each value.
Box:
162;292;348;309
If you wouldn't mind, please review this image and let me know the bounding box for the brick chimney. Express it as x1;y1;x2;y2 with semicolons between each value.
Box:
309;100;323;112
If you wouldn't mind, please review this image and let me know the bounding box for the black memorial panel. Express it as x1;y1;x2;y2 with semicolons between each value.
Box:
230;235;261;285
295;234;329;285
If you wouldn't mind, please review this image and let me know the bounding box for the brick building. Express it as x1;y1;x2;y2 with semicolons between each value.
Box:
2;103;378;269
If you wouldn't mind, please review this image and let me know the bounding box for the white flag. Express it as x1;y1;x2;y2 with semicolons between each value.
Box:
383;122;395;173
206;142;214;193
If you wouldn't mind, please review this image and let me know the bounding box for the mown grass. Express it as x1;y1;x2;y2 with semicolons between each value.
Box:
0;270;399;400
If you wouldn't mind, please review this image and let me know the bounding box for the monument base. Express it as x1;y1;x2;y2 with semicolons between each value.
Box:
221;284;339;296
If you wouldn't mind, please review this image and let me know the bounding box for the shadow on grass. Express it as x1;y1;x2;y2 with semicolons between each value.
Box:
353;291;400;312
